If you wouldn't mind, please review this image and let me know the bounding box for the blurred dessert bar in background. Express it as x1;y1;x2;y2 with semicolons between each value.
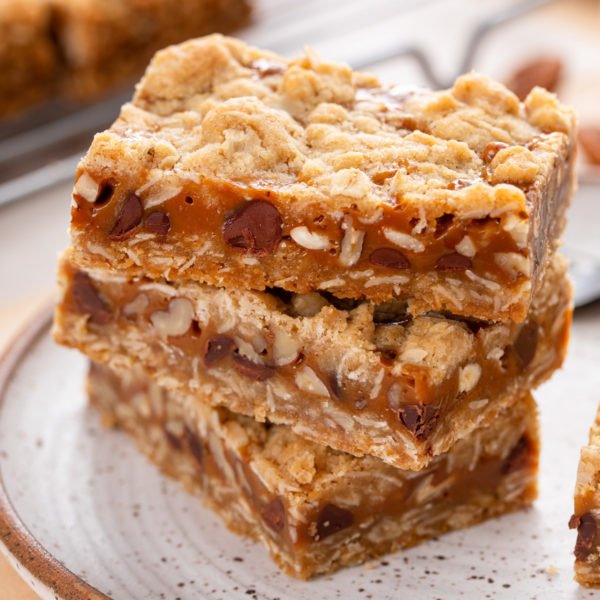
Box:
0;0;251;118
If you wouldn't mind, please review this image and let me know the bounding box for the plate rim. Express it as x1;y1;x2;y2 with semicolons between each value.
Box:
0;306;110;600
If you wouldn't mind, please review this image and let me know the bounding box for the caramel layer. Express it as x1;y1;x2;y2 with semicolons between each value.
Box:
70;142;573;321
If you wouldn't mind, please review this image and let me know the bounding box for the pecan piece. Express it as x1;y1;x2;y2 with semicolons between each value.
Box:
579;127;600;166
506;56;563;100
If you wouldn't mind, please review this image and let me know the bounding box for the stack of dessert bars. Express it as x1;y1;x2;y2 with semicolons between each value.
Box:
54;35;575;579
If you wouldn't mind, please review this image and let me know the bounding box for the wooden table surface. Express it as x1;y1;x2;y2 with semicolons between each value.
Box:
1;0;598;597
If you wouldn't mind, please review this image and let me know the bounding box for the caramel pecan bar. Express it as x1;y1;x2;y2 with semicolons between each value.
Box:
569;403;600;587
54;251;570;470
88;361;539;579
68;35;576;322
0;0;58;117
53;0;251;102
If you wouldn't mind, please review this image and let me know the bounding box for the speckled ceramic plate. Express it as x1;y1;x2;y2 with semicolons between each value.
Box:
1;307;600;600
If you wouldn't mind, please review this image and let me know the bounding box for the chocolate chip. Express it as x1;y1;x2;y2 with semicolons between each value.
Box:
570;512;597;561
232;355;275;381
514;322;538;370
379;348;397;364
501;436;530;475
369;248;410;270
222;199;283;256
203;335;236;366
164;427;183;451
398;403;439;441
315;504;354;540
260;497;286;533
434;213;454;237
184;426;204;471
145;211;171;235
72;272;111;325
481;142;509;163
108;193;143;241
434;253;472;271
